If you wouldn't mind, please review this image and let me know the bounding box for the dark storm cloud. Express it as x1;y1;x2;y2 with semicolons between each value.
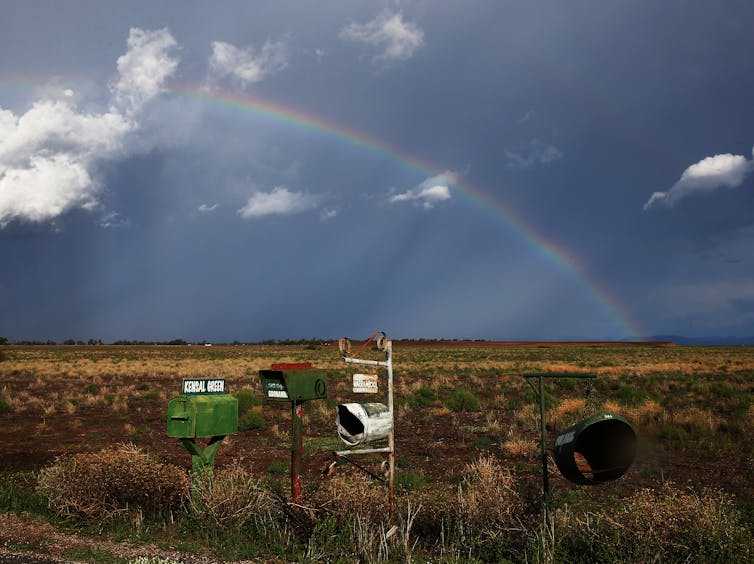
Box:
2;1;754;341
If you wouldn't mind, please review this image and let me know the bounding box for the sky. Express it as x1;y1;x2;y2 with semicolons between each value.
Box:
1;1;753;343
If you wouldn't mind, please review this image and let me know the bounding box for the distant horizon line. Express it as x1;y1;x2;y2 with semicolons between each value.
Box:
4;335;754;346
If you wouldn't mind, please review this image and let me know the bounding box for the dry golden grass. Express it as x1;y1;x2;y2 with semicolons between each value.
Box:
458;455;527;534
432;406;451;417
269;423;288;441
38;443;189;521
502;431;537;459
190;462;280;529
617;399;663;432
671;407;719;435
485;412;503;434
312;472;391;525
513;404;538;432
550;398;585;429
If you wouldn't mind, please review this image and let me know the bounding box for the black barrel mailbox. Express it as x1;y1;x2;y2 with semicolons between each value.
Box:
553;413;636;485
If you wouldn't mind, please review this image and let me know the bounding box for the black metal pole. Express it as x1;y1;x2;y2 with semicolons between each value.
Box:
539;375;552;535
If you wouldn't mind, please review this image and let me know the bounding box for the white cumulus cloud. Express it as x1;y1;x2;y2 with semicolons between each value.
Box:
0;28;179;229
209;39;288;87
340;11;424;62
390;172;454;209
644;149;754;210
238;187;318;219
111;28;179;115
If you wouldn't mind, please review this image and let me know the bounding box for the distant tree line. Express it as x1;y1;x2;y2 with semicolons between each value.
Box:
0;336;495;346
8;338;188;346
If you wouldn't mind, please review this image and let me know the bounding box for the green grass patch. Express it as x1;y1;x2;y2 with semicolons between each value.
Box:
64;546;124;563
304;436;343;452
613;384;651;406
0;471;50;515
473;436;493;449
710;381;736;400
409;386;438;407
395;469;425;493
267;460;289;475
521;386;557;409
233;389;262;413
445;388;480;412
238;409;265;431
0;397;13;414
661;423;689;441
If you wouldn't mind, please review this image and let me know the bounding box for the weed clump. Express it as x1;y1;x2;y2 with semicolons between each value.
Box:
233;388;261;413
445;388;480;412
0;397;12;414
233;389;264;431
37;443;188;521
312;473;391;526
409;386;437;407
553;484;753;562
395;469;425;494
189;463;280;531
451;455;529;560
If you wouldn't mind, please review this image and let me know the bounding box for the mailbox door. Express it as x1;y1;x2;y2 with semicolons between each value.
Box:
167;396;196;438
260;370;290;401
193;395;238;437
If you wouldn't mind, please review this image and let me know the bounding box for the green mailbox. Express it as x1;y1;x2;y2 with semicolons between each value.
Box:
553;413;636;485
259;363;327;402
166;378;238;475
258;363;327;504
167;394;238;438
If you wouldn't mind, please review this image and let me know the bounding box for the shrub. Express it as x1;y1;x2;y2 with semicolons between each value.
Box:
454;455;528;560
409;386;437;407
553;484;753;563
190;463;280;531
445;388;480;412
0;398;13;414
311;474;390;526
234;390;264;431
457;455;526;533
521;386;557;409
239;408;265;431
37;443;189;521
613;384;651;406
233;389;261;414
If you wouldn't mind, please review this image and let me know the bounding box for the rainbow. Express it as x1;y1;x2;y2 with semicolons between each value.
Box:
0;80;643;338
172;86;644;340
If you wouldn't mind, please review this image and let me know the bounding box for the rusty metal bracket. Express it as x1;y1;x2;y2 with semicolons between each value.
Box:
328;452;388;483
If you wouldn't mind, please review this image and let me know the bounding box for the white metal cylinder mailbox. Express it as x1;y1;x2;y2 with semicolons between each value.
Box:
336;402;393;446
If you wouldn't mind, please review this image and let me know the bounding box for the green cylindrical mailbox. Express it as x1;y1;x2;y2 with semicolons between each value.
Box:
258;364;328;505
553;413;636;485
259;366;327;402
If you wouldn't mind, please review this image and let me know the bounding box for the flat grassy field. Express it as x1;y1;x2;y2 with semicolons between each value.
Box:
1;342;752;562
